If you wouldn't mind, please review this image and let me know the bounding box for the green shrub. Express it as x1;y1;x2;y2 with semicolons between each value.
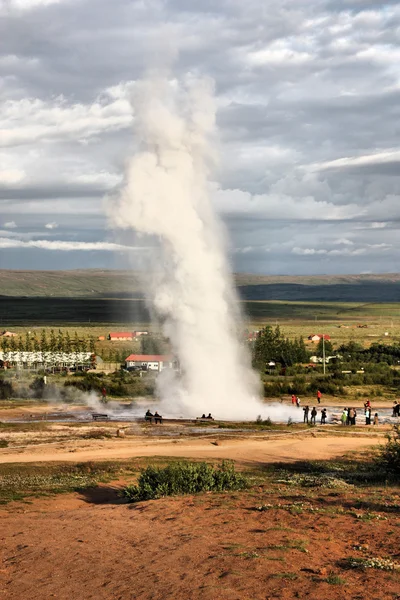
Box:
123;461;248;502
0;378;12;399
375;424;400;474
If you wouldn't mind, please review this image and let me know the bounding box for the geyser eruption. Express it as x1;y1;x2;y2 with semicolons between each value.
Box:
112;75;262;419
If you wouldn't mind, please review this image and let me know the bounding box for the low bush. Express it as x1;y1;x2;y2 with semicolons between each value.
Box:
0;378;13;399
123;460;248;502
375;424;400;474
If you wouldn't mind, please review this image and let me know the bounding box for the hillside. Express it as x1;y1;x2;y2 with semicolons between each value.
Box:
1;269;400;302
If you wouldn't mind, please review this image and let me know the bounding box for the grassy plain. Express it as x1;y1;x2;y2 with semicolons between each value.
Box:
3;299;400;352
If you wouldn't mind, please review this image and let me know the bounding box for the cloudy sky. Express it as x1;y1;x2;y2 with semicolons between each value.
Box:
1;0;400;275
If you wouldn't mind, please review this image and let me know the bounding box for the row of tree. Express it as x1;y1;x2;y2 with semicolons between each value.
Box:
0;330;96;354
252;326;309;369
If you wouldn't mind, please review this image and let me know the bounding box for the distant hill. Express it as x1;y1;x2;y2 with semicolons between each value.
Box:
1;269;400;302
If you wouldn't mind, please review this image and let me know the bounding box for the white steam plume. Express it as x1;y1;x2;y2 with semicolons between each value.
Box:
111;75;263;419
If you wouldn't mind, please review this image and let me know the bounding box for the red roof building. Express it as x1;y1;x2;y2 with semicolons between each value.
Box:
109;332;134;341
125;354;172;362
308;334;331;342
125;354;173;372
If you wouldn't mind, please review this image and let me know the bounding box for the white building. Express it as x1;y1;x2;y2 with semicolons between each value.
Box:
125;354;173;372
0;351;93;369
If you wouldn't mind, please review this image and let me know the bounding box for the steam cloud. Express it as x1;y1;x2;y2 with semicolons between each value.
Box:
111;75;264;419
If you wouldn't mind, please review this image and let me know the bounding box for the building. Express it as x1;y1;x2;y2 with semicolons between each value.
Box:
108;331;149;341
308;334;331;343
0;351;94;369
125;354;173;372
108;332;134;341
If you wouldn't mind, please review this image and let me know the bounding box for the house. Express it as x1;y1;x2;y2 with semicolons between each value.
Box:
0;331;17;337
310;355;338;364
125;354;173;372
307;334;331;343
108;332;134;341
134;331;148;337
0;351;93;369
247;331;259;342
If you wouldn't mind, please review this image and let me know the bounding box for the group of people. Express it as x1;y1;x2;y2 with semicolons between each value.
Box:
144;409;163;424
291;389;322;408
340;401;379;426
200;413;214;420
302;405;327;425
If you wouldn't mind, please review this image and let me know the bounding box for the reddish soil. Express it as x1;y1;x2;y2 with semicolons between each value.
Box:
1;484;399;600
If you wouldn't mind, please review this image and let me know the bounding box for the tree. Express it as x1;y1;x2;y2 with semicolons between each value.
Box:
49;329;57;352
57;330;65;352
9;336;17;364
17;336;25;353
253;326;309;369
89;336;96;354
64;331;72;353
140;335;169;355
316;337;333;358
1;336;9;353
40;330;48;352
73;332;81;352
25;332;32;353
32;334;40;352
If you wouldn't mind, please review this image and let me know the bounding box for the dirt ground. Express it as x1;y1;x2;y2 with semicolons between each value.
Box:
1;479;399;600
0;433;384;465
1;403;398;599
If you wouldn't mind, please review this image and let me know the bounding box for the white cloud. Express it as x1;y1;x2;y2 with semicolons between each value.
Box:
292;244;392;256
3;221;17;229
333;238;354;245
313;149;400;171
45;222;58;229
0;0;66;13
0;86;133;148
0;237;143;251
0;168;25;184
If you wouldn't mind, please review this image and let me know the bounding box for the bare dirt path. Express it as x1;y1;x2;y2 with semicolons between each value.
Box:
0;435;382;465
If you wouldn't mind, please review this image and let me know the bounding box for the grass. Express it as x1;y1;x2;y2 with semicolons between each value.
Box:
0;461;138;504
324;574;347;585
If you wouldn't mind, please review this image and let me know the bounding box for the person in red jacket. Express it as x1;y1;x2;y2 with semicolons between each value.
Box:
317;389;322;404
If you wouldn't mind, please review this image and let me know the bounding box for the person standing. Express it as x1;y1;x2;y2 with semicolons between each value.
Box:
101;386;107;403
317;390;322;404
321;408;327;424
349;407;355;426
365;407;371;426
296;396;301;407
291;394;296;405
310;406;317;425
341;409;347;426
373;412;379;426
303;405;309;423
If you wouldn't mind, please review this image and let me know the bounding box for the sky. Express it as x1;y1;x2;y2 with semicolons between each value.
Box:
1;0;400;275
